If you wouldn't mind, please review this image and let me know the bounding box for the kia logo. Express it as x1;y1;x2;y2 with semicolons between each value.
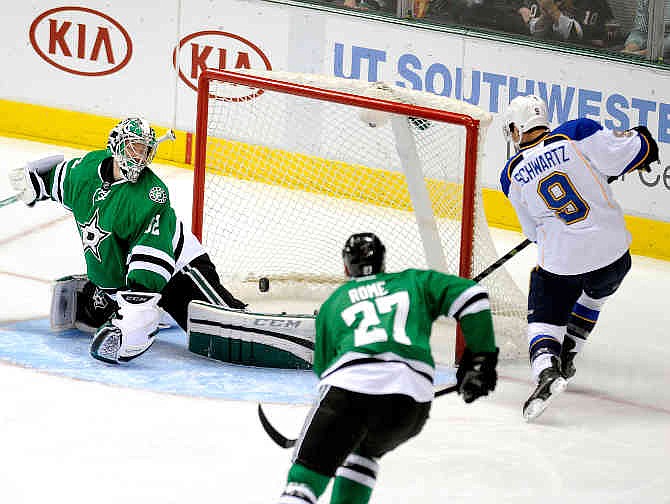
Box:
173;30;272;101
29;6;132;77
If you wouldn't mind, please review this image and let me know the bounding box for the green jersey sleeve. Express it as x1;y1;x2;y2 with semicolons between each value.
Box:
415;270;496;353
125;183;178;292
312;308;330;377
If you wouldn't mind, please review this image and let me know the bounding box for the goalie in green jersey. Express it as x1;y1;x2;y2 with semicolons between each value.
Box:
276;232;499;504
8;117;246;364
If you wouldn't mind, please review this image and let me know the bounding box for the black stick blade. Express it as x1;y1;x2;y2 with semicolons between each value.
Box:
434;384;459;397
257;404;297;449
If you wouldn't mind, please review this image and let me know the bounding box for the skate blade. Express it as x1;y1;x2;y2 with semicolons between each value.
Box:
523;377;568;422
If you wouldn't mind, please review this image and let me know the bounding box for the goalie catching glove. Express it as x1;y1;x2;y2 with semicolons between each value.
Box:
90;291;161;364
456;347;499;404
8;155;64;206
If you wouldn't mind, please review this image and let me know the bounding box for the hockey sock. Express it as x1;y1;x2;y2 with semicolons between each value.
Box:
566;292;609;354
330;454;378;504
278;463;330;504
527;322;564;381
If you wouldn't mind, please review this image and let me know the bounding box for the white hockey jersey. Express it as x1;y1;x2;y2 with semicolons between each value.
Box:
500;119;654;275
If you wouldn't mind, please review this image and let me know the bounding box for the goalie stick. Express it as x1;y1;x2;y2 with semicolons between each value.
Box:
0;195;18;208
258;384;459;449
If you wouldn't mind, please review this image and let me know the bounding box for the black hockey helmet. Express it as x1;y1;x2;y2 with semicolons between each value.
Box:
342;232;386;277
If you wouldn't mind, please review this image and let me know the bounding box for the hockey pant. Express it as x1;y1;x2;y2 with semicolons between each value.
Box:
157;253;246;329
526;250;631;376
279;386;431;504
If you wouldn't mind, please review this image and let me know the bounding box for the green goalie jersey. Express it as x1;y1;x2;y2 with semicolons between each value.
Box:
44;149;186;292
313;269;496;400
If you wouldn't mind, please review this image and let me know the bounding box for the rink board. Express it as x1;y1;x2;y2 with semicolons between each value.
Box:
0;318;456;403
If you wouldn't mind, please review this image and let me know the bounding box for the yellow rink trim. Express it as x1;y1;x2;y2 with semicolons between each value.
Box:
205;137;462;217
0;99;190;169
2;98;670;261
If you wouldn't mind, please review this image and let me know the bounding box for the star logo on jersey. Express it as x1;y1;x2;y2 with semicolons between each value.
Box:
78;208;111;262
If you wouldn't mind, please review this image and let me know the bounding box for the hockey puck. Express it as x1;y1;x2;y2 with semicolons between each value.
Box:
259;277;270;292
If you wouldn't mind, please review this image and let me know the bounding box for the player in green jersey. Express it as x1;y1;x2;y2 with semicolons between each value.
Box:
276;232;499;504
9;117;245;364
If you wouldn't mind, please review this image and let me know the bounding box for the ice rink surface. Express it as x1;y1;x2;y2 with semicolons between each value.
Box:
0;136;668;503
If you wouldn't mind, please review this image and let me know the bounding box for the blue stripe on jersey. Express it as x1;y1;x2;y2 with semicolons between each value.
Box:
500;153;523;197
551;118;602;141
571;303;599;323
619;132;651;176
550;118;650;175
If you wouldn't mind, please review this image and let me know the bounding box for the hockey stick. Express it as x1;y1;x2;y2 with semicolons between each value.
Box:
157;128;176;145
0;195;18;208
472;238;532;282
257;404;298;449
258;383;459;449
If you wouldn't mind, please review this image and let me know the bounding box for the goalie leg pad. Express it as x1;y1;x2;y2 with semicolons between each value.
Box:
90;291;161;364
187;300;314;369
50;275;117;333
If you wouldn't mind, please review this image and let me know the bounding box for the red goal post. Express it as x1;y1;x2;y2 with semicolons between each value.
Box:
191;68;526;362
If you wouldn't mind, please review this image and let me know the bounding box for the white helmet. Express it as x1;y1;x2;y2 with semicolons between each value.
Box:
503;95;549;143
107;117;157;183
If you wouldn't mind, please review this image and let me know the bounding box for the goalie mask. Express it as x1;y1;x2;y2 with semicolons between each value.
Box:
342;232;386;278
107;117;158;183
503;95;549;148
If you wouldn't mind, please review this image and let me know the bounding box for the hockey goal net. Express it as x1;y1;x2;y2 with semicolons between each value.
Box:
192;68;526;361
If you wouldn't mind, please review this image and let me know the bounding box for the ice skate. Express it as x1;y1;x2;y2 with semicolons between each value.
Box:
523;358;568;421
560;338;577;380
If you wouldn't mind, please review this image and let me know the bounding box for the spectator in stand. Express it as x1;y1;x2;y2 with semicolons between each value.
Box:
526;0;615;46
414;0;430;17
622;0;670;59
342;0;398;12
444;0;533;35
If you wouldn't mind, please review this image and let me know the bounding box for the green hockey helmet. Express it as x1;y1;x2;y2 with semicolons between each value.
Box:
107;117;157;183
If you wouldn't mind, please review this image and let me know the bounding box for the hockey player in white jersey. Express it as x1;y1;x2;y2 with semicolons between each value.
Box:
500;95;659;421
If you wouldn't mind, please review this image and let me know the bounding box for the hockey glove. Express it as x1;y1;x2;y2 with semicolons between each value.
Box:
456;347;499;404
632;125;659;169
8;155;64;206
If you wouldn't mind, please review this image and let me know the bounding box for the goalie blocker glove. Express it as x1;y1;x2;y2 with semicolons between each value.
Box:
456;347;499;404
90;291;161;364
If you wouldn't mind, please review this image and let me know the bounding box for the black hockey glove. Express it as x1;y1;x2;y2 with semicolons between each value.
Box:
632;125;659;169
456;347;499;404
